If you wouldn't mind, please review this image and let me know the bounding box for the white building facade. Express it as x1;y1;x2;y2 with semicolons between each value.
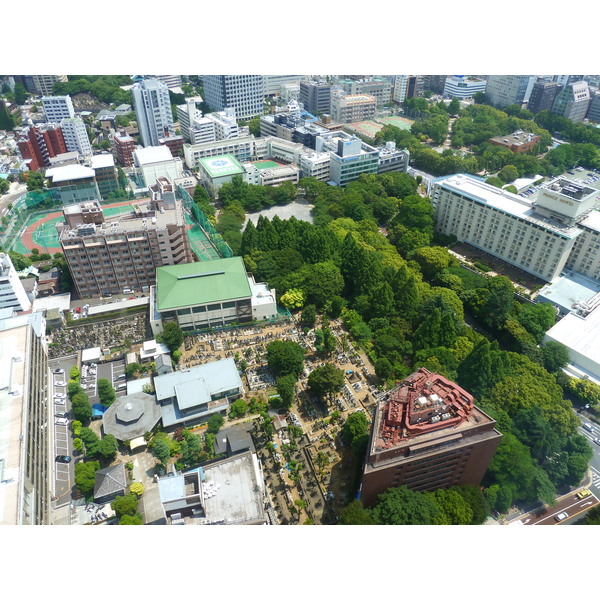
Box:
41;95;75;122
203;75;265;120
132;78;175;147
0;253;32;313
60;117;92;157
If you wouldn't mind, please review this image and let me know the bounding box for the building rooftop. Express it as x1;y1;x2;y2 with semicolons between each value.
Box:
134;145;174;166
102;392;162;441
90;154;115;169
46;164;96;183
155;257;252;311
537;271;600;315
93;463;127;500
198;154;245;179
489;130;540;146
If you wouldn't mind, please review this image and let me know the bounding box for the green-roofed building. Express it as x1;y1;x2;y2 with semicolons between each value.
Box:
198;154;245;194
150;256;278;334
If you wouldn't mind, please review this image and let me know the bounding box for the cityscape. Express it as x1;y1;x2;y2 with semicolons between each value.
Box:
3;73;600;528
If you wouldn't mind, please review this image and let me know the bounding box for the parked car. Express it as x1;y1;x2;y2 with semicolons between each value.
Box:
55;411;68;418
55;381;67;387
55;455;71;463
55;417;69;426
54;398;66;406
53;368;65;375
54;393;67;399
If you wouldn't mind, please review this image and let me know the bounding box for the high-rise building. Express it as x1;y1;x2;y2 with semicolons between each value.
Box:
484;75;536;108
424;75;448;94
112;129;137;166
152;75;182;89
0;311;51;525
177;101;240;145
90;154;119;198
393;75;409;103
41;95;75;122
299;80;332;115
0;253;32;312
586;92;600;124
360;368;502;506
31;75;68;96
132;78;175;147
59;185;194;298
406;75;424;99
203;75;265;120
17;124;67;171
527;80;562;114
552;81;592;122
60;117;92;157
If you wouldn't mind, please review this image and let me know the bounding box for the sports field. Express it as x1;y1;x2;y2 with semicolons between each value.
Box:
251;160;285;170
346;121;384;139
378;116;415;130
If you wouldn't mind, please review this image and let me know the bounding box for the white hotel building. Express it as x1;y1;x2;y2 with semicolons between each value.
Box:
431;174;600;282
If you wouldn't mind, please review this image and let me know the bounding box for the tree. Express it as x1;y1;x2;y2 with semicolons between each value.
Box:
431;488;474;525
266;340;306;378
301;304;317;328
125;362;142;377
98;434;119;461
338;500;376;525
97;378;117;407
280;288;305;310
412;246;457;279
73;438;84;452
307;363;344;401
152;438;171;465
498;164;519;183
341;411;368;445
111;493;139;518
129;482;145;497
229;398;248;419
119;514;143;525
71;393;92;424
447;97;461;116
161;322;184;354
74;461;100;496
541;341;569;373
276;374;296;409
206;413;225;434
0;101;15;131
369;486;440;525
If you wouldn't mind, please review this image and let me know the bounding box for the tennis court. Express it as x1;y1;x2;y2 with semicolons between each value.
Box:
186;215;220;261
345;121;384;139
379;116;415;130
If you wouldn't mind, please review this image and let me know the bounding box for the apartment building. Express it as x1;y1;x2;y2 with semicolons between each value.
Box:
41;95;75;122
132;78;175;147
330;93;377;123
90;154;119;198
59;186;194;298
360;368;502;507
17;124;67;171
31;75;68;96
60;117;92;158
112;129;137;166
0;311;51;524
203;75;265;120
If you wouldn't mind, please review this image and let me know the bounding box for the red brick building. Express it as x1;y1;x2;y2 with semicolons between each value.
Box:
488;130;541;154
360;368;502;507
159;134;184;158
112;129;136;167
18;125;67;171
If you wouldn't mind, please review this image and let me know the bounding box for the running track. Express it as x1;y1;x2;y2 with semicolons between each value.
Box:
20;199;148;253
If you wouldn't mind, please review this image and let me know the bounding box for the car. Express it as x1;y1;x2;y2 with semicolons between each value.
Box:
583;422;594;432
55;455;71;463
555;512;569;522
55;411;68;418
55;381;67;387
54;392;67;399
53;368;64;375
115;374;126;380
54;398;66;406
594;438;600;446
577;489;591;499
55;417;69;426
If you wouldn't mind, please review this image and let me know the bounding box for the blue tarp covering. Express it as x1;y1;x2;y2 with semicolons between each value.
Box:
92;403;108;416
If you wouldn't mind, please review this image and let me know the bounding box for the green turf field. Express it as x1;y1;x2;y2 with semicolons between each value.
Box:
251;160;282;170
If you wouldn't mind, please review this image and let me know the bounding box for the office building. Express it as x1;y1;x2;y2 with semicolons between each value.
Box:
152;75;182;90
443;76;487;99
131;78;175;147
552;81;592;122
406;75;424;99
0;253;31;312
320;131;380;186
60;117;92;158
424;75;448;95
527;80;562;114
330;93;377;123
243;162;299;187
298;151;330;181
203;75;265;120
150;256;277;335
377;141;410;174
31;75;68;96
264;75;302;96
586;92;600;124
17;124;67;171
183;136;255;170
133;145;183;188
59;186;194;298
338;78;392;108
41;95;75;122
177;102;240;145
154;358;244;428
360;368;502;506
112;129;137;167
393;75;409;103
485;75;536;108
488;130;541;154
0;311;51;524
299;80;332;115
431;174;598;282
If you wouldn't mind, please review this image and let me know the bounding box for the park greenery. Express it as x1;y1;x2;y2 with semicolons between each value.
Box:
234;166;592;515
52;75;133;106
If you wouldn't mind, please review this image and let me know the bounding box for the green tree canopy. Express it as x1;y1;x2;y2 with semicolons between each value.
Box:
266;340;306;378
161;322;184;354
307;363;344;400
74;461;100;496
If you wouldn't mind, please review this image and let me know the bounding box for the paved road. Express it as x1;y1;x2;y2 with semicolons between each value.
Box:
0;182;27;216
577;415;600;497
